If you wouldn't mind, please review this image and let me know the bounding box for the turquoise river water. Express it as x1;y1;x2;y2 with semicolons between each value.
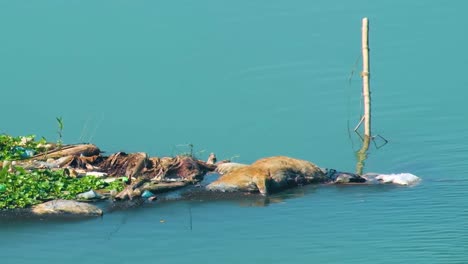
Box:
0;1;467;263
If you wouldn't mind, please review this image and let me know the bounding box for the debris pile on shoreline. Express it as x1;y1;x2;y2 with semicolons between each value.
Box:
0;138;420;217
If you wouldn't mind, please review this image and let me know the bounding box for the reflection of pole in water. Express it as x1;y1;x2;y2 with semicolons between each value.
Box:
355;18;371;175
356;135;370;175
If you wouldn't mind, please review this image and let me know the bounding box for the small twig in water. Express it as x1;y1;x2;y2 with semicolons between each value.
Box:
189;206;193;231
107;213;128;240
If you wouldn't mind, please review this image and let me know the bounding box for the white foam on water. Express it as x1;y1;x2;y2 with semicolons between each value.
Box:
368;173;421;186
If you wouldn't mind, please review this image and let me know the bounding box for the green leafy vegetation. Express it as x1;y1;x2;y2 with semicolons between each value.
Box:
0;134;48;161
0;166;125;209
0;132;128;210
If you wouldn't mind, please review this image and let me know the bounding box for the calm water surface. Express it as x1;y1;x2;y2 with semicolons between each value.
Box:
1;1;467;263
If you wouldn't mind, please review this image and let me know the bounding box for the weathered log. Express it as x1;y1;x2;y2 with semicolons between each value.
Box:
141;181;189;193
58;155;103;170
13;143;216;201
114;156;215;200
15;154;103;171
30;144;101;160
115;181;191;200
115;178;150;200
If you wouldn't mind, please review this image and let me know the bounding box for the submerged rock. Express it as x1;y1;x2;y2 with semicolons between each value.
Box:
32;200;103;216
326;169;367;184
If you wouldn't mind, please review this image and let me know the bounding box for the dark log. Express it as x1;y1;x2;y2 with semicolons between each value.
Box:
143;156;216;182
98;152;148;181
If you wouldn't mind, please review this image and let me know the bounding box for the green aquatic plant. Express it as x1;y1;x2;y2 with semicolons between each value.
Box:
0;167;125;209
0;132;128;209
174;143;194;157
0;134;48;161
56;116;64;147
173;143;207;159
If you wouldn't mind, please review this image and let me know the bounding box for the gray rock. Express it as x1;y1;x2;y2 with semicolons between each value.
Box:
32;200;103;216
76;190;101;200
333;172;367;184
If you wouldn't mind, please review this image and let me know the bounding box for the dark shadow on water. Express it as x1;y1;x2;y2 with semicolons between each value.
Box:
0;182;413;225
100;183;322;213
0;209;104;225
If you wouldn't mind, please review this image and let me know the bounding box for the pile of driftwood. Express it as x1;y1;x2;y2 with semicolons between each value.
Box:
15;144;218;200
10;143;375;204
1;144;420;217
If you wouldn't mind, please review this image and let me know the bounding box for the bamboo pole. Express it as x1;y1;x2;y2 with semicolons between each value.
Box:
362;17;371;137
356;17;372;175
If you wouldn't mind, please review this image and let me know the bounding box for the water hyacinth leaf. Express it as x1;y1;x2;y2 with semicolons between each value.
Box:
0;168;125;209
0;134;49;161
